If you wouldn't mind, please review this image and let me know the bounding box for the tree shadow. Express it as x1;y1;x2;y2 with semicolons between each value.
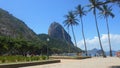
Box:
109;66;120;68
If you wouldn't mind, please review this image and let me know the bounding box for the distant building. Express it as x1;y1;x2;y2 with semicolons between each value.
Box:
116;51;120;57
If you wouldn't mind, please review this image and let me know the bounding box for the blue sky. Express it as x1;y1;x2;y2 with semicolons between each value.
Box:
0;0;120;51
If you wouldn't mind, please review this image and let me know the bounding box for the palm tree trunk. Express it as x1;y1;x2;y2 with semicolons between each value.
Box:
80;17;88;56
94;9;106;57
67;27;71;53
105;17;112;57
71;25;77;47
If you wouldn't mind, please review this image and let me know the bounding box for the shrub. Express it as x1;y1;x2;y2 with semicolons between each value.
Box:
40;55;48;60
0;55;48;64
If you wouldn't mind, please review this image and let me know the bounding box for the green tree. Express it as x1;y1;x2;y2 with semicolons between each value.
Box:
64;11;78;47
75;5;88;56
88;0;106;57
99;5;114;57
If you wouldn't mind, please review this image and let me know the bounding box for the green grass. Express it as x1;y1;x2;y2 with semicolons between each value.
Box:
0;55;48;64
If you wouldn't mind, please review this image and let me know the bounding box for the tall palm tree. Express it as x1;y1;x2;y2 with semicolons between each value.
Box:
63;11;79;47
99;5;114;57
88;0;106;57
75;5;88;56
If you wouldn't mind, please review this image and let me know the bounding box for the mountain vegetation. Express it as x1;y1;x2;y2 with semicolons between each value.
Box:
38;34;81;54
0;8;81;56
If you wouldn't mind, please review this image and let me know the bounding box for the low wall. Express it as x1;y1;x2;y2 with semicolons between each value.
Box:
0;60;60;68
50;56;91;59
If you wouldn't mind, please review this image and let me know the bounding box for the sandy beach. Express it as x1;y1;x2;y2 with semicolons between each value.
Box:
21;57;120;68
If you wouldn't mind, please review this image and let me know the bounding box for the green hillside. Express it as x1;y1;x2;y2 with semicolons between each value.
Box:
38;34;82;54
0;8;39;41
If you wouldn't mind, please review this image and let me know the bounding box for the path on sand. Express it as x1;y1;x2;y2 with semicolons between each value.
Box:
21;57;120;68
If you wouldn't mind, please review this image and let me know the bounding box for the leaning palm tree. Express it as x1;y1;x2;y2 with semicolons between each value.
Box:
88;0;106;57
99;5;114;57
63;11;78;47
75;5;88;56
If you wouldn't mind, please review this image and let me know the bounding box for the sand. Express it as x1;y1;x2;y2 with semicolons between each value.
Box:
20;57;120;68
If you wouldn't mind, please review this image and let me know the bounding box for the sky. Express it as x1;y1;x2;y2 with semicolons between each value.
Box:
0;0;120;51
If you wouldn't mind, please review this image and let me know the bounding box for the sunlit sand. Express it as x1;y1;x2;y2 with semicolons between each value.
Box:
21;57;120;68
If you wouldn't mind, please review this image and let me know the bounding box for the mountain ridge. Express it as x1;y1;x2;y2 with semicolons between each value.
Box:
0;8;39;41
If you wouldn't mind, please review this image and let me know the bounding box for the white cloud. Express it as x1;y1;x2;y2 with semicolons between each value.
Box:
77;34;120;51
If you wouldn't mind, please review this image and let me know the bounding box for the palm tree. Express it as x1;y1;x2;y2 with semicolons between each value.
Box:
63;11;78;47
99;5;114;57
98;0;120;5
88;0;106;57
75;5;88;56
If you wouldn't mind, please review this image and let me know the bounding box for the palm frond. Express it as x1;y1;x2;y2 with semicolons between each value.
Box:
88;7;93;12
98;11;106;19
89;0;92;3
99;4;115;18
75;4;86;17
109;12;115;18
86;4;92;7
63;11;79;28
87;0;103;13
96;6;103;11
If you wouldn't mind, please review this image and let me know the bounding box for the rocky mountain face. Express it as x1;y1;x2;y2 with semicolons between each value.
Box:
48;22;73;45
0;8;39;41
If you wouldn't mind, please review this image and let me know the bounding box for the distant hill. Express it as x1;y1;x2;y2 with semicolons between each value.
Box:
87;48;117;56
87;48;99;56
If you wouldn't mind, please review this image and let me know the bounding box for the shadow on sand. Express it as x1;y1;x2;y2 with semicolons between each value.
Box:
109;66;120;68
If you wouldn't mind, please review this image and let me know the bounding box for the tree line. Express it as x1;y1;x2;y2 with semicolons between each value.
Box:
0;36;40;56
0;34;81;56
